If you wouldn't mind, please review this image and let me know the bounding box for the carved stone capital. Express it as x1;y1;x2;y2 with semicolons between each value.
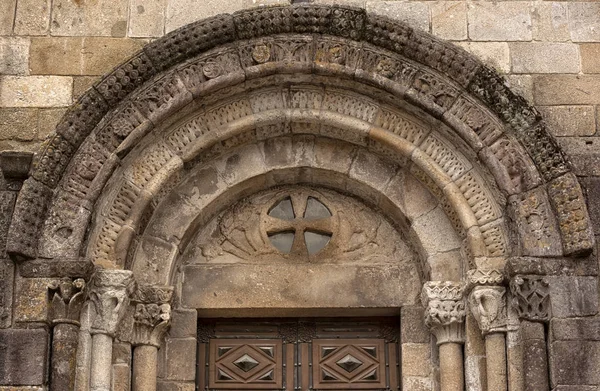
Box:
132;303;171;347
421;281;466;345
130;285;173;347
467;268;505;288
88;269;136;337
509;275;550;322
469;286;508;335
48;277;86;326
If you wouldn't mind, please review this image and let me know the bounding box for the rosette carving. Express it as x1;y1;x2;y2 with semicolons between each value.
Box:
421;281;466;345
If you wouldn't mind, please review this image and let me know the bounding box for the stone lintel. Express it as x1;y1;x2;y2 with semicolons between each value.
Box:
19;258;95;278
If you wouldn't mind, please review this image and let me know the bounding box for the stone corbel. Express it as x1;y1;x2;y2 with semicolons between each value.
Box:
48;277;86;326
88;269;136;337
131;285;174;347
509;275;550;322
421;281;466;345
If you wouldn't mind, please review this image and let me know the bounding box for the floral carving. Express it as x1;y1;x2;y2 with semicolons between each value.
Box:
132;303;171;347
510;275;550;322
48;277;86;325
252;45;271;64
421;281;466;345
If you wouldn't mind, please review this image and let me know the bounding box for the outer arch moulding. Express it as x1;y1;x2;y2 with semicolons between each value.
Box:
6;4;594;262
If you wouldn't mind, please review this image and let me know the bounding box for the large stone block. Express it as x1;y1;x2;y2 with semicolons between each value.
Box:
550;341;600;386
401;343;432;377
0;109;38;141
582;177;600;235
548;276;598;318
129;0;167;38
13;0;50;35
0;76;72;108
165;338;196;381
0;329;48;386
366;1;430;32
14;278;56;323
556;137;600;177
168;309;197;339
534;75;600;105
457;42;510;73
581;44;600;74
157;381;195;391
468;2;532;41
532;2;569;42
431;2;467;40
50;0;128;36
0;38;29;76
511;43;580;74
538;106;596;137
166;0;244;32
569;3;600;42
551;317;600;341
401;306;429;344
0;0;16;35
0;260;14;328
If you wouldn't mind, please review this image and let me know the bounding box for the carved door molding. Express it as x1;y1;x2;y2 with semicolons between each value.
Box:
197;318;400;391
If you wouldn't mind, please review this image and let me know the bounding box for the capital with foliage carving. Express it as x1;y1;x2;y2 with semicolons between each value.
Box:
509;275;550;322
48;277;86;326
469;286;507;335
421;281;466;345
131;285;173;347
88;269;136;337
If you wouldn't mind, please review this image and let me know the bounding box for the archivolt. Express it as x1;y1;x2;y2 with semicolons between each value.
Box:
7;4;594;271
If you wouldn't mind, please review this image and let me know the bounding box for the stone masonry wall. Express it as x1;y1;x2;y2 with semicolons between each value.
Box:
0;1;599;390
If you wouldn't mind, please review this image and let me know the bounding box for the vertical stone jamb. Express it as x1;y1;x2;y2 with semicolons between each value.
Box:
48;277;87;391
422;281;466;391
130;285;173;391
509;275;551;391
88;270;136;391
468;269;509;391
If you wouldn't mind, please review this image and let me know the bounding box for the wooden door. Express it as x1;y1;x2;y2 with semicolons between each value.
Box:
196;317;400;391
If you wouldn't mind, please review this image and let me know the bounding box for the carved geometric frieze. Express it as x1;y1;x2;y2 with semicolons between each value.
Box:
48;277;86;326
88;269;136;336
468;286;508;335
421;281;466;345
467;268;504;288
509;275;550;322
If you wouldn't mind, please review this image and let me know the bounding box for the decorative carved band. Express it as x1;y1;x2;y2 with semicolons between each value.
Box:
131;284;174;304
48;277;86;326
509;275;550;322
88;269;136;336
421;281;466;345
467;268;504;288
469;286;507;335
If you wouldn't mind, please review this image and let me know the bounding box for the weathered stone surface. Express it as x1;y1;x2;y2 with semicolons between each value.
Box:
168;309;197;339
165;338;196;381
13;0;50;35
0;0;16;35
0;76;72;108
18;259;94;278
551;318;600;341
0;260;14;328
516;123;568;182
50;0;128;36
511;43;580;74
157;381;195;391
581;44;600;74
582;177;600;235
505;256;598;277
401;343;432;377
534;75;600;105
568;3;600;42
0;329;48;385
524;337;550;391
507;75;533;103
0;38;29;75
50;323;79;391
401;305;429;344
129;0;167;38
550;341;600;386
431;2;467;41
532;2;569;42
14;277;57;323
539;106;596;137
0;109;39;141
0;191;16;257
457;42;510;73
548;276;598;318
557;137;600;177
468;2;532;41
183;263;421;309
366;2;429;32
30;37;145;76
166;0;243;32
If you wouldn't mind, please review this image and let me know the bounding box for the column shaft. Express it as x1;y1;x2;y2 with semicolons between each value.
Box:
439;342;464;391
90;333;114;391
486;333;507;391
50;323;80;391
133;345;158;391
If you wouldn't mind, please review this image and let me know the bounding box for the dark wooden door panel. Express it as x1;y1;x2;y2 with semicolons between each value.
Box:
197;318;400;391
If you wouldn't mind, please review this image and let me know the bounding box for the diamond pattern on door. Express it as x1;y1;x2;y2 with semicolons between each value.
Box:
209;339;283;389
312;339;386;389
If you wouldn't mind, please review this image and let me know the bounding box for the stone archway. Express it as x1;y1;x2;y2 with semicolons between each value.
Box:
5;4;594;391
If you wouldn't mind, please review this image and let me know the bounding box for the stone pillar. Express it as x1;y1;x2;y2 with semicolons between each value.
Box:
48;278;87;391
88;270;136;391
510;275;551;391
422;281;466;391
468;283;508;391
131;285;173;391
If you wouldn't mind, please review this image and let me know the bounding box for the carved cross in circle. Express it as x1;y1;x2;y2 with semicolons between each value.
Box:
262;192;335;256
